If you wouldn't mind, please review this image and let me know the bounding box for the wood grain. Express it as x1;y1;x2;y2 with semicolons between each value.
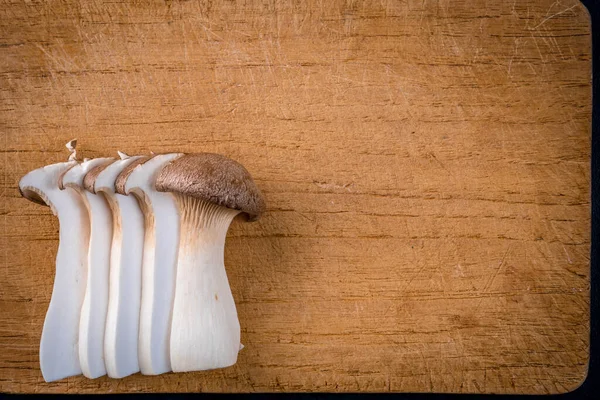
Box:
0;0;591;394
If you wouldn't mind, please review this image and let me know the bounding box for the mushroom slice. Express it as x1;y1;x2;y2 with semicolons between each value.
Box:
86;152;147;379
116;153;183;375
60;157;114;379
18;141;88;382
156;153;266;372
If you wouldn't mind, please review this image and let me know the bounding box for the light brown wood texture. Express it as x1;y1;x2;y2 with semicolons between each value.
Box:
0;0;591;394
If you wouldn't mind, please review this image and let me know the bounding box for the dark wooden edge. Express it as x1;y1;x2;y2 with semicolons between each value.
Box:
571;1;599;398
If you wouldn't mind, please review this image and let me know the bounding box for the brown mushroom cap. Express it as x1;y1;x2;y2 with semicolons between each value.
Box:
19;186;48;207
57;164;77;190
115;156;152;195
83;160;115;193
155;153;266;221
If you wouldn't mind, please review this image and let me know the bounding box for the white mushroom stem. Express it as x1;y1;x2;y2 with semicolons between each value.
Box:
19;160;89;382
94;155;145;378
170;195;241;372
61;157;114;379
123;153;182;375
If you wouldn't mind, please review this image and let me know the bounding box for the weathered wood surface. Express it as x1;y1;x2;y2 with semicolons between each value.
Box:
0;0;591;394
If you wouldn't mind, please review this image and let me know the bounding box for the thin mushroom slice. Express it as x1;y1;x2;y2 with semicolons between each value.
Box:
87;152;147;379
117;153;183;375
156;153;266;372
18;140;88;382
60;157;115;379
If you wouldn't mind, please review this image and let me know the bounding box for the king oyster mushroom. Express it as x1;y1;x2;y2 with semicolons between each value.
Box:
115;153;183;375
83;152;146;379
59;156;115;379
18;140;89;382
155;153;265;372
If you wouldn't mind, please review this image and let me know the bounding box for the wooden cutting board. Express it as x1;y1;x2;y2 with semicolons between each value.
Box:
0;0;591;394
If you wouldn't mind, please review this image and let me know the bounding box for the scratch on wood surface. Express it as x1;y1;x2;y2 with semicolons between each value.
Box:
531;4;579;30
507;38;520;77
313;181;354;192
474;246;512;310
